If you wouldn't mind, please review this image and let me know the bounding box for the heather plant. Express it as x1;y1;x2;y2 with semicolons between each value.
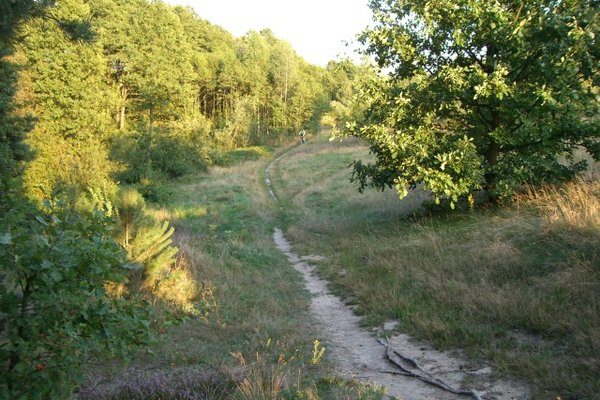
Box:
76;367;235;400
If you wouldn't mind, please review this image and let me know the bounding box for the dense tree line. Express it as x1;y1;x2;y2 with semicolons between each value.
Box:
12;0;332;195
0;0;342;397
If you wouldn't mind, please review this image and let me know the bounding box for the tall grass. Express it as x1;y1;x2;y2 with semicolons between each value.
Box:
526;178;600;229
79;144;388;400
273;132;600;399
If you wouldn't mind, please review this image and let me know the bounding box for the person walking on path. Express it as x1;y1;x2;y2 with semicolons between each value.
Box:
299;128;306;144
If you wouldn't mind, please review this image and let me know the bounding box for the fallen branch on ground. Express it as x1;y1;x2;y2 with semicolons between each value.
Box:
377;336;482;400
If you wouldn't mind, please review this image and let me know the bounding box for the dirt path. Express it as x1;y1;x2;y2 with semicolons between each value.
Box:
265;151;531;400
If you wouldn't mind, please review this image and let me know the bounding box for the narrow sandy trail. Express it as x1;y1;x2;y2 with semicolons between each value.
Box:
265;149;530;400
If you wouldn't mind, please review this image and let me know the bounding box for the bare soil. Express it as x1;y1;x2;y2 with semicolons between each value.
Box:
273;228;531;400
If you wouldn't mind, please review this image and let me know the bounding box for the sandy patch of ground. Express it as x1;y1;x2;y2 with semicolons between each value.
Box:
273;228;531;400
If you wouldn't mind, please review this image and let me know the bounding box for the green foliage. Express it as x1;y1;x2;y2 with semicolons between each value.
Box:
115;189;177;283
0;55;34;179
110;126;212;183
0;189;152;399
323;59;380;132
0;0;56;39
9;0;337;191
24;136;116;200
150;134;208;179
349;0;600;204
17;0;116;199
0;0;40;180
1;3;154;397
114;189;201;314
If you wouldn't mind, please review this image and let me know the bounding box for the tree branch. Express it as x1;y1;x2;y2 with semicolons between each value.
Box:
377;336;482;400
510;48;542;83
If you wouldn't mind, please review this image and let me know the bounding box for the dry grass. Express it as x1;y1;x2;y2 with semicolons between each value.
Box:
273;131;600;399
525;178;600;230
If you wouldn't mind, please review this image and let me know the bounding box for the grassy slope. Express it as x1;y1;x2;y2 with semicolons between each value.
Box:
84;146;387;399
270;132;600;399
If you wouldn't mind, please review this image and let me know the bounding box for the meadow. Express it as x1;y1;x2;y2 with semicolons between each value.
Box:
272;133;600;399
80;132;599;399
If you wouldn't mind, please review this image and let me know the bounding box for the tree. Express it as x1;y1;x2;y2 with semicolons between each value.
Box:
0;0;56;179
350;0;599;204
323;59;379;131
114;189;201;314
17;0;117;199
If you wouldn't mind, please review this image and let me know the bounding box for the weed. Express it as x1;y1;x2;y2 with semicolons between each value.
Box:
311;340;326;366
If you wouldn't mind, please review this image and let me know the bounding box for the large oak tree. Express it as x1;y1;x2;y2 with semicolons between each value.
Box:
351;0;599;204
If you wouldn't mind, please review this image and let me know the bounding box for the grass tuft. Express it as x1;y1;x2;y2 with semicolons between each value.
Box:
525;178;600;230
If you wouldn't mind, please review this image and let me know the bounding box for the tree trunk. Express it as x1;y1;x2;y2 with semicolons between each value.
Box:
119;105;126;130
119;86;128;130
485;109;501;198
144;107;153;179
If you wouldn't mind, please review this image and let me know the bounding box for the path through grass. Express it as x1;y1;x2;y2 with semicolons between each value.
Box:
269;132;600;399
79;144;388;399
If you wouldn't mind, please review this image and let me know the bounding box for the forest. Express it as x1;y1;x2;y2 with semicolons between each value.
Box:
7;0;344;195
1;0;599;399
0;0;366;397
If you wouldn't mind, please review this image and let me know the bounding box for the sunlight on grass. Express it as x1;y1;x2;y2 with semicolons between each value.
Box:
271;132;600;399
525;178;599;230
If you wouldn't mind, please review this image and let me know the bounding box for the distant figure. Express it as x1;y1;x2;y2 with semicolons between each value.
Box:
299;128;306;144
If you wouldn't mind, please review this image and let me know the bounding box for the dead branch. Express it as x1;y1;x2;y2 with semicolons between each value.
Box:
377;337;482;400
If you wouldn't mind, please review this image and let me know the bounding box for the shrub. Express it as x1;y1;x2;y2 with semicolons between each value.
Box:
110;127;212;184
0;190;152;399
114;188;203;314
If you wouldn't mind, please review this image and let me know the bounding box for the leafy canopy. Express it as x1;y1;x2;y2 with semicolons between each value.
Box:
349;0;599;204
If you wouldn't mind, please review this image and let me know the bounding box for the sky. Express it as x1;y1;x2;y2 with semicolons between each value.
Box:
162;0;374;66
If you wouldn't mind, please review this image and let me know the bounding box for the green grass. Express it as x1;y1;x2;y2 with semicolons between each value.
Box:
79;143;386;399
214;146;275;167
269;132;600;399
81;133;599;399
143;153;312;367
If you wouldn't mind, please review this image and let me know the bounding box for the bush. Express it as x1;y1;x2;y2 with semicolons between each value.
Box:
110;126;212;184
114;188;203;315
0;190;152;399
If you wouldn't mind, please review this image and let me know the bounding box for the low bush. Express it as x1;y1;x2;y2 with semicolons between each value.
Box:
0;190;152;399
